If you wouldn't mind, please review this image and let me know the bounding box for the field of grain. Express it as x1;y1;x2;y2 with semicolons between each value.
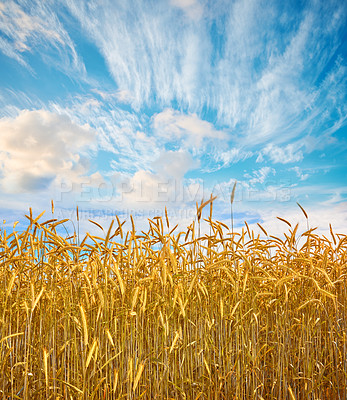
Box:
0;202;346;399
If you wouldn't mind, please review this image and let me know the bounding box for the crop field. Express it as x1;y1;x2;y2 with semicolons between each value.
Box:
0;202;346;399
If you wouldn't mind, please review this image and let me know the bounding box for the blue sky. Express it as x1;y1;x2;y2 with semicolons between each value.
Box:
0;0;346;236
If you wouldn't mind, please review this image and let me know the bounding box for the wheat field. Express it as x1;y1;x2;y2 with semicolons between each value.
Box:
0;202;346;399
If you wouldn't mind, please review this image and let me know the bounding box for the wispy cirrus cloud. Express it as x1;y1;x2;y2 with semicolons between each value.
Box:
219;0;347;148
0;0;85;76
0;0;346;231
213;148;253;169
62;0;346;149
63;0;212;110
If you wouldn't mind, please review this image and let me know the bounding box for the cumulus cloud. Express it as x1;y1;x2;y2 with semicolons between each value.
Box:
153;108;227;148
0;109;96;193
110;149;199;210
152;149;199;180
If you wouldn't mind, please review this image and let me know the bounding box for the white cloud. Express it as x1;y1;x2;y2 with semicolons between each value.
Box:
246;201;347;238
115;90;134;104
0;0;85;76
0;109;96;193
290;166;309;181
49;99;203;183
49;95;160;174
171;0;203;20
152;149;198;180
259;143;303;164
204;176;347;239
64;0;211;109
244;166;276;185
153;108;227;148
109;149;199;210
214;148;253;168
60;0;347;153
91;89;134;104
111;169;175;210
0;1;345;240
